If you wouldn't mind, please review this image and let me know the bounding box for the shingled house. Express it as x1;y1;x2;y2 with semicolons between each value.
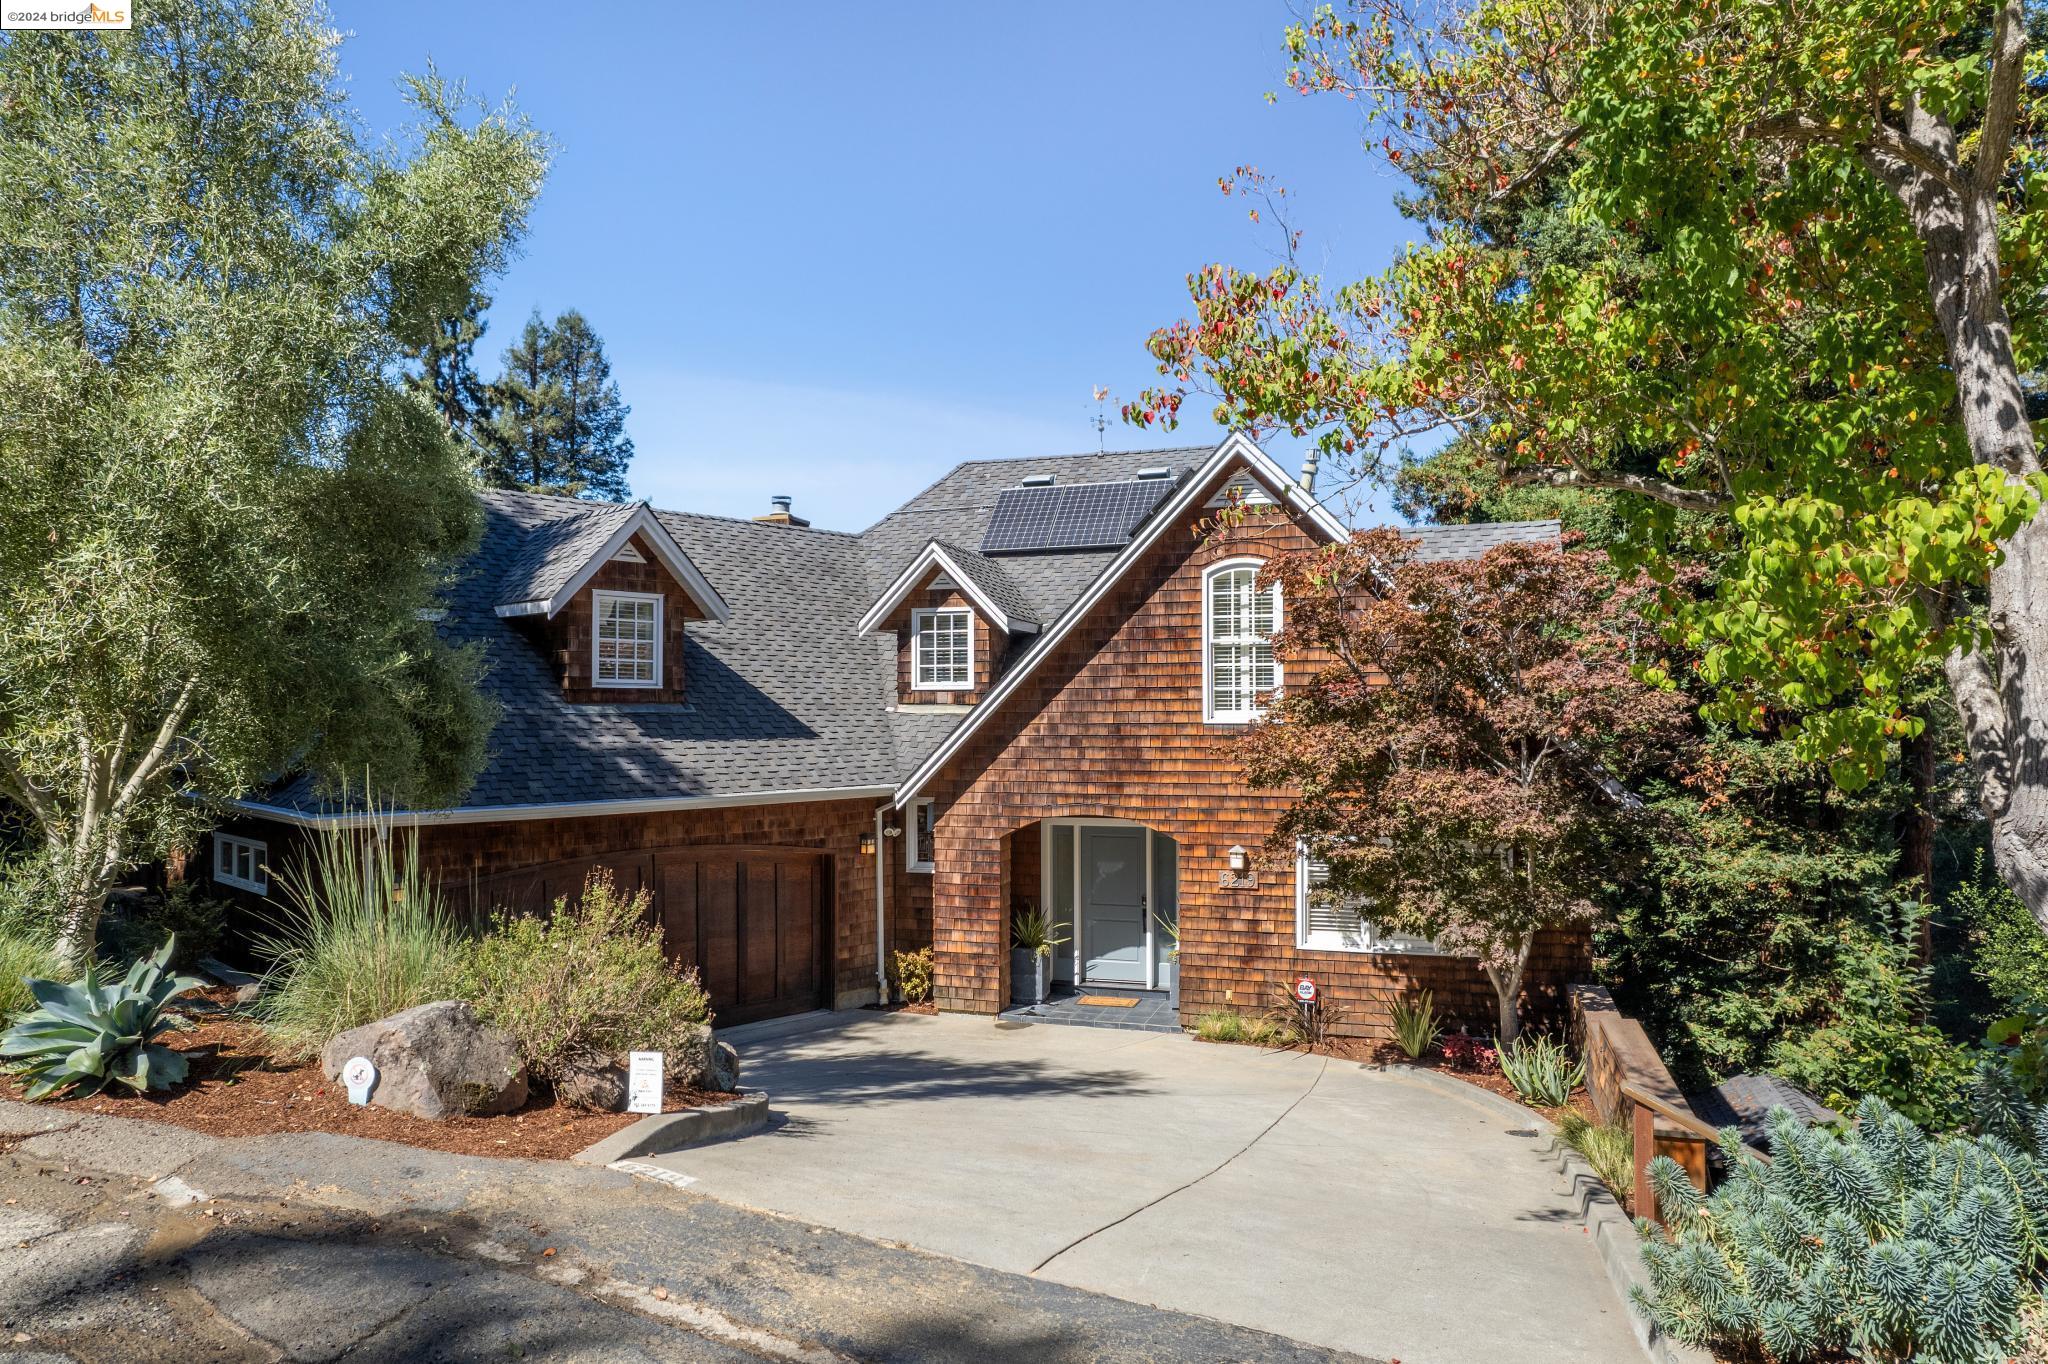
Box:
211;434;1577;1035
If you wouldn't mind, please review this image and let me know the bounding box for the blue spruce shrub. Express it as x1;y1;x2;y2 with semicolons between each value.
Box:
1634;1096;2044;1363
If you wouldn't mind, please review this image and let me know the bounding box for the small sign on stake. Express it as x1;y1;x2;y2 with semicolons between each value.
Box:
341;1056;378;1106
1294;976;1318;1005
627;1051;664;1115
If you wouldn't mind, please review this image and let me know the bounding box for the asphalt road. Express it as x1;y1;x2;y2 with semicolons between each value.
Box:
0;1099;1369;1364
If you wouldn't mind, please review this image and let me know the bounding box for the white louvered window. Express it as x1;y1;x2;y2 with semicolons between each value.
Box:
912;608;974;690
214;833;268;895
594;590;662;687
1205;561;1279;722
1295;842;1441;955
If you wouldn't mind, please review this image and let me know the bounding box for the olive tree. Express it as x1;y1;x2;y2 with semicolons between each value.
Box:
0;1;548;965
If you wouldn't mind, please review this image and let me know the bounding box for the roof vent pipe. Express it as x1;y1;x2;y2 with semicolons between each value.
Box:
753;494;810;528
1299;447;1320;495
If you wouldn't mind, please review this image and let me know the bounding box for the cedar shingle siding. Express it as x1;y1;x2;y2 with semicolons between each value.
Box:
915;476;1583;1036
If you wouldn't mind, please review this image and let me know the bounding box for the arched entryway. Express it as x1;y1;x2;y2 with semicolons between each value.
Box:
1038;819;1178;991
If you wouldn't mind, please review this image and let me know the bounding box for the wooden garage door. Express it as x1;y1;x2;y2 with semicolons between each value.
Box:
655;848;829;1026
460;845;831;1027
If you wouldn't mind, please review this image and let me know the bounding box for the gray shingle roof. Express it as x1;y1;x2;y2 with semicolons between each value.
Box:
928;541;1038;630
859;448;1213;626
493;500;634;609
1404;519;1562;562
256;447;1562;817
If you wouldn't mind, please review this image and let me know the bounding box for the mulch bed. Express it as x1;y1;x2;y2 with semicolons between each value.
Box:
1344;1040;1600;1124
0;988;735;1162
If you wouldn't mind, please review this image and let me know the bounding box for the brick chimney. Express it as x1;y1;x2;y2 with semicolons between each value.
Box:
753;494;810;528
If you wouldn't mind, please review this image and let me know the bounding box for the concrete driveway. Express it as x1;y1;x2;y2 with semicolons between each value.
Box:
648;1013;1641;1364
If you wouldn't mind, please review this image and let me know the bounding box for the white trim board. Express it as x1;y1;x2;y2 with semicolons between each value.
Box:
890;433;1346;808
856;541;1040;637
233;784;896;829
494;503;732;624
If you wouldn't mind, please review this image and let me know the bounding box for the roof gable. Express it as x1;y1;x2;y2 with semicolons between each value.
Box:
493;500;731;623
857;540;1041;636
890;433;1344;806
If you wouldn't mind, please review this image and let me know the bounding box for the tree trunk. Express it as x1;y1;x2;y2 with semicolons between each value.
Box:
1874;91;2048;929
1484;932;1534;1045
1949;517;2048;931
48;840;119;974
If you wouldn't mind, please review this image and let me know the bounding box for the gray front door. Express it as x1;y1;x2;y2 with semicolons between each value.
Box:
1082;827;1147;985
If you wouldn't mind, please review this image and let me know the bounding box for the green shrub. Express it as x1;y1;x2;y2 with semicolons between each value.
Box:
892;947;934;1004
1499;1034;1584;1108
253;823;470;1059
0;930;60;1020
0;852;58;942
105;882;226;970
0;937;202;1100
1767;898;1975;1131
1557;1111;1635;1203
1954;850;2048;1012
466;869;710;1082
1635;1095;2045;1364
1194;1008;1285;1046
1389;989;1443;1059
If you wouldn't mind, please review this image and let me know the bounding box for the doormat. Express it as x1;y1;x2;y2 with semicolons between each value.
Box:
1076;995;1139;1008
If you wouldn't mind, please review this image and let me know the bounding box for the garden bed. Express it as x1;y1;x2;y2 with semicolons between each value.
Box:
0;991;736;1161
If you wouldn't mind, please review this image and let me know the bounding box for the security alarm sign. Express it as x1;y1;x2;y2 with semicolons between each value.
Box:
1294;976;1318;1004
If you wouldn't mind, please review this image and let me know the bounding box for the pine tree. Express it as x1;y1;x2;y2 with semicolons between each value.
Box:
476;309;632;499
546;309;632;501
410;296;490;446
479;310;565;493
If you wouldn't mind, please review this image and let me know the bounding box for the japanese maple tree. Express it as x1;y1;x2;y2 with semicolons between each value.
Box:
1239;532;1692;1042
1133;0;2048;929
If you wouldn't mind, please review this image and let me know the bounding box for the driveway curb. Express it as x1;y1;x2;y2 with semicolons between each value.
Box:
1365;1064;1712;1364
572;1091;770;1166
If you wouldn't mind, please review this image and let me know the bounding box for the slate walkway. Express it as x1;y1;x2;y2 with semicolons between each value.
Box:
0;1098;1365;1364
998;984;1180;1032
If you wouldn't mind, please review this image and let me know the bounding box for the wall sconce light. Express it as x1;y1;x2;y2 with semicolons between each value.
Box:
1227;845;1248;874
859;831;878;856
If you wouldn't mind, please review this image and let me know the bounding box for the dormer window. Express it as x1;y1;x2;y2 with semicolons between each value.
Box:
912;607;974;690
594;589;662;687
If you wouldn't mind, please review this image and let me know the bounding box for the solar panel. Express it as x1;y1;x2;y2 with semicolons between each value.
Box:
980;479;1174;554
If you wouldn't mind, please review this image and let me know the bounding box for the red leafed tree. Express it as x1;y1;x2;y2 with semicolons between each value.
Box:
1239;531;1693;1043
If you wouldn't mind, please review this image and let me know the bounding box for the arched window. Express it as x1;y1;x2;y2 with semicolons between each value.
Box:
1203;559;1279;722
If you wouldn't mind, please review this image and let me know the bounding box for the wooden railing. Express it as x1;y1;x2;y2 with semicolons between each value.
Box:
1621;1079;1768;1224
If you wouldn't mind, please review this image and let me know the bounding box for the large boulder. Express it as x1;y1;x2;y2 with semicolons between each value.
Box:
319;1001;528;1120
554;1058;627;1111
665;1025;741;1094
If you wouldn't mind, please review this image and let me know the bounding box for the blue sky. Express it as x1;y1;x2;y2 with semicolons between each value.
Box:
330;2;1417;531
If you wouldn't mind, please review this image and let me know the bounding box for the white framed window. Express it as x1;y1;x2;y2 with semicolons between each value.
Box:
593;589;662;688
907;798;936;873
1205;559;1280;722
911;608;974;691
214;833;268;895
1294;842;1440;955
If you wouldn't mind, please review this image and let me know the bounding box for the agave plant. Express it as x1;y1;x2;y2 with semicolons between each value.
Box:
0;936;202;1100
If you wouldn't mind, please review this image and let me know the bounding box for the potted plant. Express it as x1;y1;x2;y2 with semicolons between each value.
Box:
1009;904;1067;1006
1153;910;1180;1013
